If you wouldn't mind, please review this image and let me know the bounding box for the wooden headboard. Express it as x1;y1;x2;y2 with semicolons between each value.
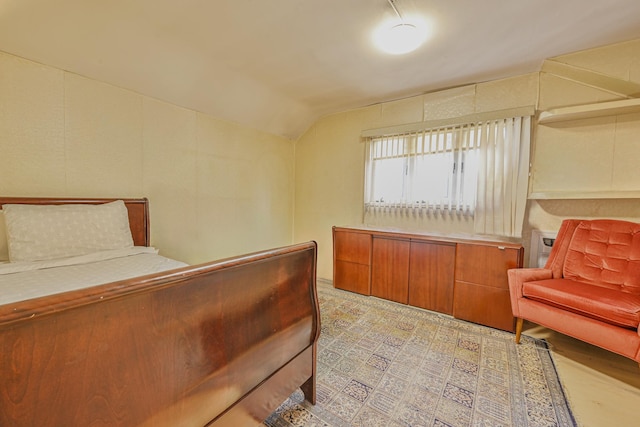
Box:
0;197;150;247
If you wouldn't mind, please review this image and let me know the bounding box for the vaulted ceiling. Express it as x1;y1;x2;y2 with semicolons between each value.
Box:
2;0;640;139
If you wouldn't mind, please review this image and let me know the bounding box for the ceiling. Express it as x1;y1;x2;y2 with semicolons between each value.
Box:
2;0;640;140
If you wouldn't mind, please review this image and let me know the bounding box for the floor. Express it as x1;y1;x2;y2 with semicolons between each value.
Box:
320;281;640;426
522;321;640;427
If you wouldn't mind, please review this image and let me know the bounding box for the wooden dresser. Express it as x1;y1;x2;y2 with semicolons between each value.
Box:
332;226;524;332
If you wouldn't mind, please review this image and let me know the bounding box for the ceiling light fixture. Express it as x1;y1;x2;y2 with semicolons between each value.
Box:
373;0;430;55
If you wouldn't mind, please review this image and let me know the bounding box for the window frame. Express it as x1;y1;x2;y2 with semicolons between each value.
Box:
364;126;478;215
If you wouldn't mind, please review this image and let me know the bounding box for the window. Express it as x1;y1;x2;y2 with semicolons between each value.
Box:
363;114;532;238
365;125;479;215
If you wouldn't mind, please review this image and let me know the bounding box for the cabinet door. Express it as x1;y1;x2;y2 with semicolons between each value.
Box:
453;244;523;332
371;237;410;304
334;230;370;265
453;281;515;331
334;261;370;295
333;229;371;295
455;244;521;289
408;241;456;314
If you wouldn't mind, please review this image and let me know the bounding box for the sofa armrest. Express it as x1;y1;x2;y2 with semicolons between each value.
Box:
508;268;553;316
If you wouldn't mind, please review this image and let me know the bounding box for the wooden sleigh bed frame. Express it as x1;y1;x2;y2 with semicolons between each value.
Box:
0;197;320;427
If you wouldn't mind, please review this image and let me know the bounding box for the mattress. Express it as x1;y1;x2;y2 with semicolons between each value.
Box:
0;247;188;305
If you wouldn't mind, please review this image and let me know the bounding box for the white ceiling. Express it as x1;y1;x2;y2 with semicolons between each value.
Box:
2;0;640;139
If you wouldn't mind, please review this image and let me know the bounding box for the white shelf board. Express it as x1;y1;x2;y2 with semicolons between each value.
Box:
528;190;640;200
538;98;640;124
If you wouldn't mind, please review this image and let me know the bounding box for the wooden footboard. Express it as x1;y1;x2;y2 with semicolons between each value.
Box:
0;241;319;427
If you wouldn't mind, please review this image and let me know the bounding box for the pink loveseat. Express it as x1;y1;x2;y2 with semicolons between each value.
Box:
508;219;640;363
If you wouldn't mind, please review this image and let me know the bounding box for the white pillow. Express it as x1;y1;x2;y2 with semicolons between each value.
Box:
0;211;8;262
3;200;134;262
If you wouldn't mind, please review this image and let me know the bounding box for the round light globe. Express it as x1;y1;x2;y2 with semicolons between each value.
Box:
373;18;429;55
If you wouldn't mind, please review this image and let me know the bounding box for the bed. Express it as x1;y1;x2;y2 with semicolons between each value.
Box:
0;197;319;427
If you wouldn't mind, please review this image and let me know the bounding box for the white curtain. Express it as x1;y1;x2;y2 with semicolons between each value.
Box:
473;116;531;237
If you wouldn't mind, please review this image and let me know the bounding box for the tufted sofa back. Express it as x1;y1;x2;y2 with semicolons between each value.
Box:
561;219;640;293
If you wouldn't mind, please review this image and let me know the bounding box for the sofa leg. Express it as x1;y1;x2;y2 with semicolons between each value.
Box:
514;318;523;344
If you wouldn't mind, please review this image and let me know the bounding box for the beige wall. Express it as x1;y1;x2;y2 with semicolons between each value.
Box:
295;39;640;280
528;40;640;239
0;51;295;264
3;39;640;277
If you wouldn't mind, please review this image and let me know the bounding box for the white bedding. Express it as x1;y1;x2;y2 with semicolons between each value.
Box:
0;247;188;305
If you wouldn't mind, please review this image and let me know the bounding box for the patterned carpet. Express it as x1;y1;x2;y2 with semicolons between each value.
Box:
264;283;576;427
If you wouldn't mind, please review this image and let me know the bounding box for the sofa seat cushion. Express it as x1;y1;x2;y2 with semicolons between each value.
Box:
522;278;640;329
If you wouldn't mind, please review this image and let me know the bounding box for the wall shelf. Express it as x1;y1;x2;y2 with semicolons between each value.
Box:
528;190;640;200
538;98;640;124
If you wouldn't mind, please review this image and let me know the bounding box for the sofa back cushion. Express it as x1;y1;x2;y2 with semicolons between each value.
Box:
564;220;640;293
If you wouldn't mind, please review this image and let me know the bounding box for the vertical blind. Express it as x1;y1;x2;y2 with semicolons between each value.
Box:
364;124;478;216
364;114;531;237
473;116;531;237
